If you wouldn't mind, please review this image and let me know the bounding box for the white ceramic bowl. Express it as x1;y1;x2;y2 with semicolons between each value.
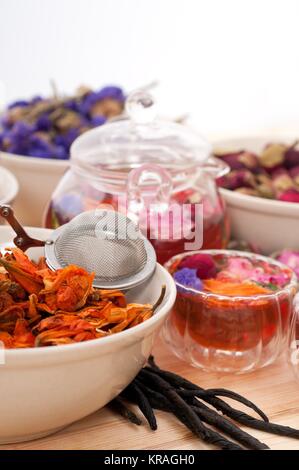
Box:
213;133;299;254
0;165;19;208
0;226;176;444
0;151;67;226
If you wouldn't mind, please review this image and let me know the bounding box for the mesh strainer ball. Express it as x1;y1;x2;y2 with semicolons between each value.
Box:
45;210;157;289
0;206;157;290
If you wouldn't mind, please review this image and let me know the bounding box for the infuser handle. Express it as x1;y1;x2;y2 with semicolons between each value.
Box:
0;206;45;251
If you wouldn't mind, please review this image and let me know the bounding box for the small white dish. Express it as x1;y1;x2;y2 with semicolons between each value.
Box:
0;226;176;444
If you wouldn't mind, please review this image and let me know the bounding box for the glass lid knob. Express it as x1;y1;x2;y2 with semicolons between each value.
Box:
125;90;157;125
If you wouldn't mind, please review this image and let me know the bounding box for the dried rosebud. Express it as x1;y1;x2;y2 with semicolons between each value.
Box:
214;151;246;170
235;187;259;196
285;142;299;169
225;170;256;190
238;151;259;170
256;182;274;199
275;250;299;277
260;143;286;169
289;165;299;185
179;254;216;279
272;168;295;193
278;188;299;203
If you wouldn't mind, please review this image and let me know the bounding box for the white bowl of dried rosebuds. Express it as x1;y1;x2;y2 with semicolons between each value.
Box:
213;133;299;254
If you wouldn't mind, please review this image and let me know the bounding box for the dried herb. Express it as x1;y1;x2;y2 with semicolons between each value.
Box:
109;397;142;426
109;355;299;451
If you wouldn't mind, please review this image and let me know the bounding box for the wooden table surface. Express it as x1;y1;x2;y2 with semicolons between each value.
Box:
2;337;299;451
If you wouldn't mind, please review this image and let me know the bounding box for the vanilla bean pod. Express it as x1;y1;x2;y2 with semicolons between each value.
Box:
189;400;269;450
179;388;268;422
122;381;157;430
135;376;268;450
109;397;142;426
147;356;299;440
139;369;243;450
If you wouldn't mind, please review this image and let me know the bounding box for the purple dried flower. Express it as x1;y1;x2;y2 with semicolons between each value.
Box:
54;128;79;152
36;114;52;131
173;268;203;293
30;96;43;104
65;99;80;113
90;115;106;127
27;135;54;158
11;121;35;138
81;86;125;115
8;100;29;109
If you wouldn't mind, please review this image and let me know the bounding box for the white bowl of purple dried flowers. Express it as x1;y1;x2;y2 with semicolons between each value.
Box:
213;133;299;254
0;85;126;226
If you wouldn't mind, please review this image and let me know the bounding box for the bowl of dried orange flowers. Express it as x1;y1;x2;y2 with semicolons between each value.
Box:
0;226;176;444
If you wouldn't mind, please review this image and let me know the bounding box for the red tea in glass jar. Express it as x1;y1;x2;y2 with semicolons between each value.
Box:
44;91;230;263
164;250;297;373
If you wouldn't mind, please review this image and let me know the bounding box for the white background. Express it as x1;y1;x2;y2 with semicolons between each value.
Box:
1;0;299;136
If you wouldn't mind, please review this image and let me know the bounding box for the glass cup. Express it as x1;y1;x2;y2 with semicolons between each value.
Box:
163;250;298;373
288;293;299;382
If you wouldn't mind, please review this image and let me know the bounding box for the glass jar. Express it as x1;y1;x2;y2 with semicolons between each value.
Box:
44;91;230;264
164;250;298;373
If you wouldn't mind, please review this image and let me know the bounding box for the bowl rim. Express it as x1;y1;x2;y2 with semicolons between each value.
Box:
165;249;298;301
0;166;19;204
219;187;299;216
0;150;69;168
0;226;177;360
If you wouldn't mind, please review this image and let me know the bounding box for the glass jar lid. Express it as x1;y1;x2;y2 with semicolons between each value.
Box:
70;90;211;173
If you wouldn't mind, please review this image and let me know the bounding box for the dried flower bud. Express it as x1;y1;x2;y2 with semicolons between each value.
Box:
235;187;259;196
278;188;299;203
179;253;216;279
272;168;295;193
256;182;274;198
275;249;299;277
90;98;123;119
214;151;246;170
289;165;299;185
75;85;93;98
260;143;286;169
285;142;299;169
238;151;259;170
226;170;256;190
54;111;82;132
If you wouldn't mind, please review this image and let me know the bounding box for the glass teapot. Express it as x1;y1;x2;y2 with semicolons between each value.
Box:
45;91;230;264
